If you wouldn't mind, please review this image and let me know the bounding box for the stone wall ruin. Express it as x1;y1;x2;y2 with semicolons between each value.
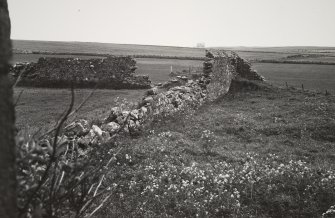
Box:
10;56;151;89
53;50;265;148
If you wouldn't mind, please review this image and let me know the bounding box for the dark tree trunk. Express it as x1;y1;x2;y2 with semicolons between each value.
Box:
0;0;17;217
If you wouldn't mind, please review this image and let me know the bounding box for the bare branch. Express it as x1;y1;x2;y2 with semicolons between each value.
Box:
12;65;27;88
93;175;105;197
38;86;97;140
86;193;112;218
20;85;75;216
14;89;24;107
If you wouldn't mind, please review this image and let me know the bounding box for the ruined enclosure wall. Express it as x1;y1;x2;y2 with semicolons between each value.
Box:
231;53;265;81
34;51;265;148
60;51;265;147
10;56;151;89
206;56;235;100
103;51;264;132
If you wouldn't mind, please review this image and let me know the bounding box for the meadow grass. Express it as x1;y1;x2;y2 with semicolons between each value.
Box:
13;40;206;57
253;63;335;93
11;53;106;64
136;58;203;83
12;40;335;217
14;87;145;131
93;82;335;217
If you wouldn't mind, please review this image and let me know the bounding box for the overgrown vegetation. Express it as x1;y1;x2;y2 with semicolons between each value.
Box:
93;82;335;217
17;80;335;217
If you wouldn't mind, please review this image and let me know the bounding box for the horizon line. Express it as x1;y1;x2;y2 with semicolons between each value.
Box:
11;38;335;49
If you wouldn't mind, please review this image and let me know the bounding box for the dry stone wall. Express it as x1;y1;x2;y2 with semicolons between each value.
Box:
205;51;235;100
10;56;151;89
230;51;265;81
40;50;264;148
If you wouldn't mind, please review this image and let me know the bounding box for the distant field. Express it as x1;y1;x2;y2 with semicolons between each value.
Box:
285;56;335;64
12;53;203;84
11;53;106;63
12;40;335;130
13;40;205;57
136;58;203;83
219;46;335;53
14;88;145;131
13;56;203;129
253;63;335;93
229;47;335;64
235;51;292;61
13;40;335;63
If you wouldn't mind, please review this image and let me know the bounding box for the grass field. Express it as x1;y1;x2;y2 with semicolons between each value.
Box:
11;54;203;84
235;51;293;61
11;53;106;63
13;41;335;217
95;83;335;217
12;40;335;130
253;63;335;93
285;55;335;64
225;46;335;63
14;87;145;131
136;58;203;83
13;40;205;57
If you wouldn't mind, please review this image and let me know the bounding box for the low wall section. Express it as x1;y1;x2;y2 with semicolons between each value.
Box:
10;56;151;89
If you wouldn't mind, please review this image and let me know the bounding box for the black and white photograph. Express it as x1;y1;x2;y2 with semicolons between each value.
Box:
1;0;335;217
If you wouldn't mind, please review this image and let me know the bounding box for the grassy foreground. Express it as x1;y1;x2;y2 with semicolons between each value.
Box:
86;81;335;217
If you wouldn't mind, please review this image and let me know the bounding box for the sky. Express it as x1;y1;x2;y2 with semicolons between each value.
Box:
7;0;335;47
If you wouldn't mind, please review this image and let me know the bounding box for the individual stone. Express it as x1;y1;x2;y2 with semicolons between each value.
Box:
105;107;122;123
130;109;139;120
116;116;125;125
101;131;110;141
205;50;215;59
128;119;141;135
146;87;158;95
128;119;136;128
122;111;130;117
141;106;148;114
130;66;138;71
77;129;95;147
101;122;121;134
170;86;183;92
172;86;191;93
77;136;91;148
92;125;102;137
143;96;154;105
187;79;194;84
64;119;89;137
203;61;213;68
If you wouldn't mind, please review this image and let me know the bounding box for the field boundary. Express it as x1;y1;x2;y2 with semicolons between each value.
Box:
13;51;207;61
